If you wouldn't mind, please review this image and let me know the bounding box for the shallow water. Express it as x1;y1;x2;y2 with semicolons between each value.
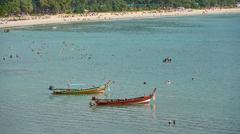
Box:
0;13;240;134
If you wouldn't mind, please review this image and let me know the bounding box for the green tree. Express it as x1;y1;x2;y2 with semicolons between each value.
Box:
7;0;21;15
0;0;8;16
39;0;61;13
72;0;87;13
49;0;61;13
224;0;236;7
20;0;33;13
59;0;72;13
0;0;238;17
196;0;210;7
39;0;50;12
112;0;127;11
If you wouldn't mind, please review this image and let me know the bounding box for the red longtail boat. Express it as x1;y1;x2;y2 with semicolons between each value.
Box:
89;88;156;106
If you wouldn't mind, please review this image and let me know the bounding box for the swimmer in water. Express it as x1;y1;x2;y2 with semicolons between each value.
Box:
165;80;172;85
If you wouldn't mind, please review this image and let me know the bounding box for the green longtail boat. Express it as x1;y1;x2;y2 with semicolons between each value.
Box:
49;81;111;95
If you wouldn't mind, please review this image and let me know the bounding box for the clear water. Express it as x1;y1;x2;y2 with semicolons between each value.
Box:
0;14;240;134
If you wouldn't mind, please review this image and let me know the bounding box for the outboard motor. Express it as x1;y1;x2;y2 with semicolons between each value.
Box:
49;85;54;90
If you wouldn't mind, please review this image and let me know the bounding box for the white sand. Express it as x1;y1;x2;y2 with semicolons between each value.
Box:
1;8;240;28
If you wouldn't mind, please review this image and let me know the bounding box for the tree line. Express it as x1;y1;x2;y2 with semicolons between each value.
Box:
0;0;238;16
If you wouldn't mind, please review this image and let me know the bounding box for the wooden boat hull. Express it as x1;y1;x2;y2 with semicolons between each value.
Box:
53;86;106;95
90;88;156;106
50;81;111;95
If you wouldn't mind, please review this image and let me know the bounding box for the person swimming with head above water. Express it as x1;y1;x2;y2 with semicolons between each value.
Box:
165;80;172;85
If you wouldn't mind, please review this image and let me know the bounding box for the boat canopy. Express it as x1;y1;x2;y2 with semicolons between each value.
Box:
67;83;99;88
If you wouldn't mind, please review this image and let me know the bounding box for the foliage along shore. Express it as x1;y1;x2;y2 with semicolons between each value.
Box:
1;8;240;29
0;0;239;17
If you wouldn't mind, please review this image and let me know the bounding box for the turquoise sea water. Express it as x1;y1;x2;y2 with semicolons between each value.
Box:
0;13;240;134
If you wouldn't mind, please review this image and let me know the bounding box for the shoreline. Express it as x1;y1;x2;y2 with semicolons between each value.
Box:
1;8;240;28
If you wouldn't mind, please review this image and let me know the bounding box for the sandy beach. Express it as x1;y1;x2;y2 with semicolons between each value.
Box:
1;8;240;28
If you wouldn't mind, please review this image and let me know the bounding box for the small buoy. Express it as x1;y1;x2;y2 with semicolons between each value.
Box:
143;81;147;85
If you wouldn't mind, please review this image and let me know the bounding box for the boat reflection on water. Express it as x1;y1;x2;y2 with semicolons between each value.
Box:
90;100;157;118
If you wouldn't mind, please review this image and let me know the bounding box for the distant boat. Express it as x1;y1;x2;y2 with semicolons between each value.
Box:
89;88;156;106
49;81;111;95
